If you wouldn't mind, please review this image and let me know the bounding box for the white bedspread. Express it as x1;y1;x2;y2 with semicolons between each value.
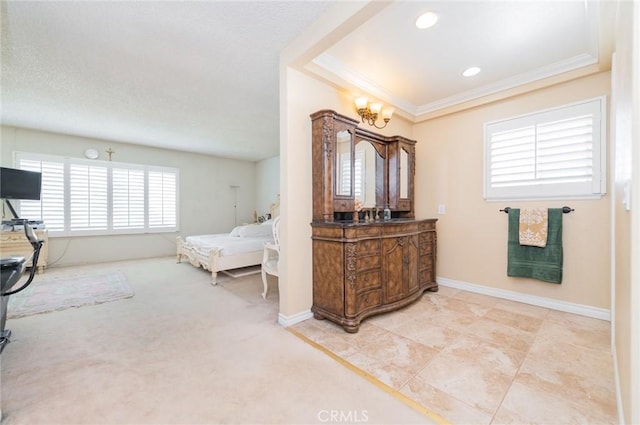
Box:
185;234;272;257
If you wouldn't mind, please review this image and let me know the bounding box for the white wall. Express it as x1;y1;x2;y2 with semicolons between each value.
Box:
256;155;280;217
1;126;259;267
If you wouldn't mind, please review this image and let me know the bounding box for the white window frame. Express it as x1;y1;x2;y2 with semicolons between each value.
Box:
483;96;607;201
13;152;180;237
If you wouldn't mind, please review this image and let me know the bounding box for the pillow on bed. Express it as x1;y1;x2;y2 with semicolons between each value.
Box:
230;223;273;238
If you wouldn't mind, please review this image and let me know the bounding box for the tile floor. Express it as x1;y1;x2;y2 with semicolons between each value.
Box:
292;286;617;424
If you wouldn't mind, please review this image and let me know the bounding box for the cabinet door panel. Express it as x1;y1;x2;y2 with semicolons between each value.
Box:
406;235;419;294
312;240;344;316
382;237;405;303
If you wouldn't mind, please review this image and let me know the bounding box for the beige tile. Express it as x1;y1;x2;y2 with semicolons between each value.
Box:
391;318;461;351
494;298;551;319
452;290;502;308
429;285;459;298
331;322;395;349
462;316;537;353
292;317;332;338
516;338;617;420
484;307;544;333
416;336;519;415
366;307;415;331
401;374;493;425
294;283;614;424
537;317;611;352
345;351;416;389
356;333;439;375
493;380;616;425
427;310;480;335
424;295;492;317
310;332;360;358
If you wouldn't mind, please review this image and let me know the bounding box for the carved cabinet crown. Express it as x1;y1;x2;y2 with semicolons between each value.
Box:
311;109;416;222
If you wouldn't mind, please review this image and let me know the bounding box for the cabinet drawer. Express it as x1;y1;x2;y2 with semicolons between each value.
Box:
419;232;434;244
419;242;433;255
419;221;436;231
420;268;434;284
419;254;433;270
354;270;380;291
356;254;380;271
355;289;381;313
356;226;381;238
383;222;419;235
358;239;380;254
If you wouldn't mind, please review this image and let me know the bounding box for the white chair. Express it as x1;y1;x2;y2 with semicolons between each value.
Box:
261;216;280;299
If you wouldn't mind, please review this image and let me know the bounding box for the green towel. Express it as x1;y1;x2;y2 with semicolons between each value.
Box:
507;208;563;284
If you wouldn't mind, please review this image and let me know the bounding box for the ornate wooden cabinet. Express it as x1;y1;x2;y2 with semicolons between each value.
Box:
310;110;437;333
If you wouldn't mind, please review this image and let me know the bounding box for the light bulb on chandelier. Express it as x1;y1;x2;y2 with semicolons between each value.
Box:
354;97;394;129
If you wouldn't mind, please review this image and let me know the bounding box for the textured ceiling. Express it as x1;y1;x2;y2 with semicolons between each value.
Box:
1;1;329;161
1;1;614;162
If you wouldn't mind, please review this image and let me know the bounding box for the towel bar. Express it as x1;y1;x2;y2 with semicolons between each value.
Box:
500;206;574;214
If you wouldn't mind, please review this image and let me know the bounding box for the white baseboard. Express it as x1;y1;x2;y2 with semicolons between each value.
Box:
437;276;611;321
278;309;313;328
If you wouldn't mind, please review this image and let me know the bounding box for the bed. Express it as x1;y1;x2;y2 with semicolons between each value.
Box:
177;197;279;285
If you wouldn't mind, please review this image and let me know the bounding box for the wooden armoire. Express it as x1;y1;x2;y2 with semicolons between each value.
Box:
310;109;438;333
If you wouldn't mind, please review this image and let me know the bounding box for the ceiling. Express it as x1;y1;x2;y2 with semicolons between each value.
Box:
0;1;615;162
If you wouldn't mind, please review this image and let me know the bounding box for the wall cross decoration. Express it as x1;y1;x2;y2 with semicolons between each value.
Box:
106;148;115;161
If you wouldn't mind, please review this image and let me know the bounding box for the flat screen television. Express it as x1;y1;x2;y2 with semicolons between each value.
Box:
0;167;42;201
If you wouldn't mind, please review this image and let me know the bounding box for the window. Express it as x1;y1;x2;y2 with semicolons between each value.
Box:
14;152;179;236
484;97;606;200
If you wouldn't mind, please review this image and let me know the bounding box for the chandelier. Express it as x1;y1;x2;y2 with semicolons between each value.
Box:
354;97;394;129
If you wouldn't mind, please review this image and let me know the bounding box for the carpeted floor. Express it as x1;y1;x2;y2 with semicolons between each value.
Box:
0;257;434;425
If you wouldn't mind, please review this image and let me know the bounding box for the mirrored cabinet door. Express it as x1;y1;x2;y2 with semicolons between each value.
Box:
335;130;352;197
388;139;414;214
354;139;385;209
400;147;409;199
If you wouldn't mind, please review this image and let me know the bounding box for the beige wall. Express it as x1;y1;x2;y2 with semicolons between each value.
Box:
256;155;280;217
0;126;258;266
413;72;611;309
611;0;640;422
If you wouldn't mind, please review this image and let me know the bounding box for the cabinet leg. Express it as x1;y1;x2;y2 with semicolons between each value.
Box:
343;324;359;333
427;285;439;292
313;312;325;320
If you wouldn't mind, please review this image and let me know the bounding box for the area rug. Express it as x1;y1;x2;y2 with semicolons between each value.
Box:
7;271;134;319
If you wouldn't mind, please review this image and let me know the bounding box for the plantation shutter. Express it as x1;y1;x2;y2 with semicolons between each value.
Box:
148;169;177;228
16;156;65;231
69;163;108;230
112;167;145;229
13;152;179;235
485;97;604;200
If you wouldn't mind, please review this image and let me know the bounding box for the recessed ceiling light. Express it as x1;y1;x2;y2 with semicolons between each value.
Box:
462;66;481;77
415;11;439;29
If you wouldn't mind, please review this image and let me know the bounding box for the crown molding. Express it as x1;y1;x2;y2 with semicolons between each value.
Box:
415;53;598;116
312;51;599;123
